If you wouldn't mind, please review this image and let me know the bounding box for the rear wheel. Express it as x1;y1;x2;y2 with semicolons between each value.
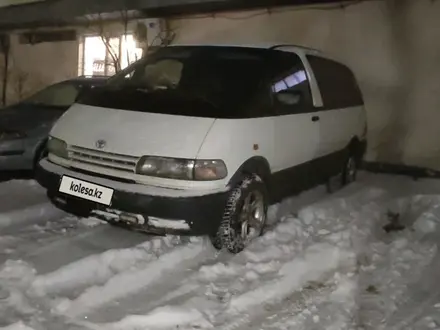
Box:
210;174;268;254
327;151;358;193
341;153;358;186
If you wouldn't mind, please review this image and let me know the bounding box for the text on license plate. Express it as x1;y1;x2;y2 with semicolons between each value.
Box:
59;176;114;206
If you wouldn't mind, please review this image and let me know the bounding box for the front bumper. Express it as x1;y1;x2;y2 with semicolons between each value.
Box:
35;160;229;235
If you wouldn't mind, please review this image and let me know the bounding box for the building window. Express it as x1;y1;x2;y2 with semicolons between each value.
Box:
80;34;143;76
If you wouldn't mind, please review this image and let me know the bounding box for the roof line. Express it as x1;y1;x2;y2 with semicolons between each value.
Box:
269;44;322;53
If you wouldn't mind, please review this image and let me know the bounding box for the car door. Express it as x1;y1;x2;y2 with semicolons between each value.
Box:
306;55;364;159
269;50;320;199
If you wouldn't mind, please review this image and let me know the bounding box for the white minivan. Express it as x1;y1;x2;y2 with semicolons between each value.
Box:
36;44;367;253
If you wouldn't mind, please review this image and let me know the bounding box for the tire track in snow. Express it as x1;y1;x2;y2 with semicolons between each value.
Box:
128;214;309;316
68;192;328;322
227;281;337;330
0;215;85;251
0;202;65;230
0;204;70;263
1;236;202;329
30;235;185;297
0;321;36;330
54;237;214;318
135;188;385;315
0;216;115;271
85;244;354;330
212;244;355;330
1;180;389;330
87;186;387;330
253;273;358;330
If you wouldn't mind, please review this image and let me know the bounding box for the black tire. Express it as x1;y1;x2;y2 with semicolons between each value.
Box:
210;174;268;254
33;145;48;171
341;153;358;186
327;149;359;193
326;172;343;194
209;233;223;250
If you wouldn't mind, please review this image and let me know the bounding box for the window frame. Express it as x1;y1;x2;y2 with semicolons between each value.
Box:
306;55;364;111
268;51;315;116
79;33;142;77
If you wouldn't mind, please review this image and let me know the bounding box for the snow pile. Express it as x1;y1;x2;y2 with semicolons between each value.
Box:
0;261;37;328
90;187;387;330
79;217;107;228
95;306;213;330
53;237;211;317
0;322;35;330
225;243;354;315
0;202;63;229
31;236;183;296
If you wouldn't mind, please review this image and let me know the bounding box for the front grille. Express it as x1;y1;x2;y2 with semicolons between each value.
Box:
71;167;137;184
68;145;139;173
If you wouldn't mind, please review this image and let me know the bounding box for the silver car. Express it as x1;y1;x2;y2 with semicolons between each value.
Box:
0;76;107;172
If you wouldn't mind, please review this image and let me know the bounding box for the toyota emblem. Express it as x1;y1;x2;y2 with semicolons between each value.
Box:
96;139;106;149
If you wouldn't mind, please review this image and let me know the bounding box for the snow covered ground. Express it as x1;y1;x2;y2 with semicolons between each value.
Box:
1;172;440;330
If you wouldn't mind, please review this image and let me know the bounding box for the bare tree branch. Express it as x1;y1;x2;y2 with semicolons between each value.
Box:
121;9;130;67
96;13;120;74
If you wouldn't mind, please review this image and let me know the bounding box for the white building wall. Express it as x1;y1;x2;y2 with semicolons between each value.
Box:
3;21;141;103
170;0;440;170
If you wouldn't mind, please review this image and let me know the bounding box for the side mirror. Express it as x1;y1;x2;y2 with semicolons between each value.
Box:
75;86;98;102
276;90;303;106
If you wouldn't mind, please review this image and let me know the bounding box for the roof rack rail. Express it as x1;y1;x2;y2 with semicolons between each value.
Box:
269;44;321;53
77;75;109;78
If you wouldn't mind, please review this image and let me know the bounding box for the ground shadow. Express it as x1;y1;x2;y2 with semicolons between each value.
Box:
0;170;34;183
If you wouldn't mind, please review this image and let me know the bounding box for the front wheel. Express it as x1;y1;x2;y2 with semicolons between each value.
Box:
33;145;48;171
210;174;268;254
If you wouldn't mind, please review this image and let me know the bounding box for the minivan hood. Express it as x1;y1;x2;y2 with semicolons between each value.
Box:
50;104;216;159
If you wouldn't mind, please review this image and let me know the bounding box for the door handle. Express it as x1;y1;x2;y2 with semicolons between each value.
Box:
312;115;320;122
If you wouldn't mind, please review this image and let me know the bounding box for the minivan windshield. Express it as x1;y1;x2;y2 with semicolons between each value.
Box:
78;46;271;118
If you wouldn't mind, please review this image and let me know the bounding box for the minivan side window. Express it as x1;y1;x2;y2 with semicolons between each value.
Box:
306;55;363;110
268;51;314;115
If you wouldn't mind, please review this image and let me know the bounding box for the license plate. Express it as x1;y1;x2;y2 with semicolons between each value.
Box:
59;175;114;206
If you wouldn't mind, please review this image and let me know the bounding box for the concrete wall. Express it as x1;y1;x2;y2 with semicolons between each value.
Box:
6;34;78;103
170;0;440;170
3;20;139;104
0;0;43;7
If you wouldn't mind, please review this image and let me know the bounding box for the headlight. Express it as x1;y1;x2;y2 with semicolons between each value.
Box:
47;136;68;159
136;156;227;181
0;130;26;140
194;159;228;181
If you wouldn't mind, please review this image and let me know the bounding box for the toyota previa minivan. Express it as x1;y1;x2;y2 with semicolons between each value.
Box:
36;44;367;253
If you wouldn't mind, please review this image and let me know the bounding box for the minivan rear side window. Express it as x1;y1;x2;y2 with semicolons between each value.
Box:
306;55;363;110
